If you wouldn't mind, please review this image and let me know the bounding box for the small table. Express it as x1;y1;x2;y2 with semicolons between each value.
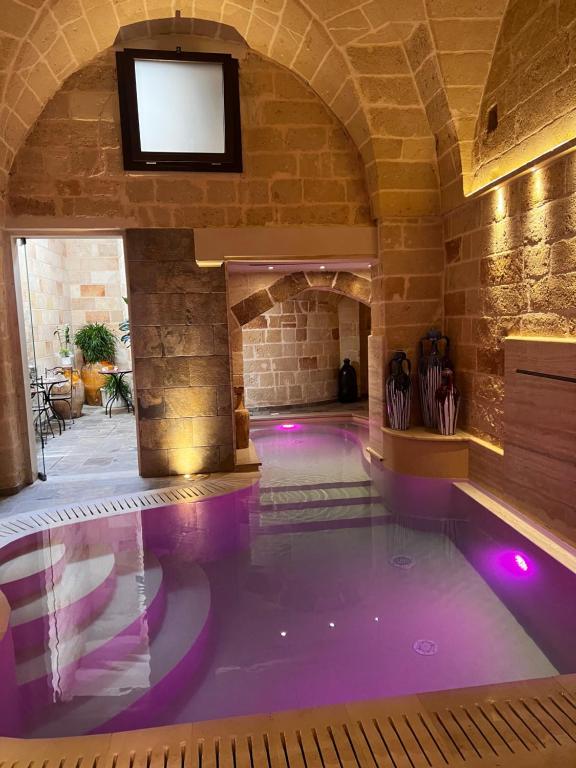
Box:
99;368;134;418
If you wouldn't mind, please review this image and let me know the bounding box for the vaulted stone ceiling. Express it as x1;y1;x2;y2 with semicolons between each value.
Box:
0;0;510;217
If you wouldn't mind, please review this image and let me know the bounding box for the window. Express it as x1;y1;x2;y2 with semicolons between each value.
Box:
116;49;242;172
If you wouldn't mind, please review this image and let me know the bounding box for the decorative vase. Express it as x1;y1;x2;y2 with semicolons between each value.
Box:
81;361;111;406
386;351;411;431
234;386;250;449
338;358;358;403
435;369;460;436
417;330;451;428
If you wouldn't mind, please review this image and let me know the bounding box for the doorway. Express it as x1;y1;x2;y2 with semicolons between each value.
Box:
11;236;138;509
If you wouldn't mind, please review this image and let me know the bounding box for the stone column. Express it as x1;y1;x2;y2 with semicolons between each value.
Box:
368;217;444;455
0;230;33;494
125;229;235;477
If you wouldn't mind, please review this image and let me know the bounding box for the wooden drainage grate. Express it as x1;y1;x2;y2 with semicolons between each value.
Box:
2;678;576;767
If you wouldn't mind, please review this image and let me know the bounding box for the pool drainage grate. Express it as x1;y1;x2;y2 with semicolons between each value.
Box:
390;554;415;570
413;639;439;656
0;474;257;548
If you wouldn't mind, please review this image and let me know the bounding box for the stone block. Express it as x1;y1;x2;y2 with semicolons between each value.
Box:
268;272;309;302
164;387;218;418
137;389;165;419
167;446;221;475
161;326;215;357
232;290;274;326
189;356;231;386
193;415;234;447
132;326;163;358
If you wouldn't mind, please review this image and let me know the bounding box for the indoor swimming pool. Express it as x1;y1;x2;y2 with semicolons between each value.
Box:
0;419;573;738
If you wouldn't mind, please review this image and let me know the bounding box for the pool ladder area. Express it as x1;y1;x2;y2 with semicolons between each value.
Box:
2;676;576;767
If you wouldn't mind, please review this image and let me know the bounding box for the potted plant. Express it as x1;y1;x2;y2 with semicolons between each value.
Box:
119;297;130;348
101;374;132;414
54;324;73;366
74;323;116;406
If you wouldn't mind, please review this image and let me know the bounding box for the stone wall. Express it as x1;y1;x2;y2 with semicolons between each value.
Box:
242;290;343;408
65;239;130;369
444;150;576;447
16;238;130;375
17;239;71;376
125;229;234;477
8;50;371;228
473;0;576;189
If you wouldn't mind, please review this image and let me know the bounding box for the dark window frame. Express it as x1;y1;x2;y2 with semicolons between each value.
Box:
116;48;243;173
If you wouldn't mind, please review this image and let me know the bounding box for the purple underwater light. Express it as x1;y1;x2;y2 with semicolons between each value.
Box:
514;553;529;572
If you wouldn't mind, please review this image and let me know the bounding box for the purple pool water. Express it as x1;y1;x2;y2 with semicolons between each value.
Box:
0;420;574;738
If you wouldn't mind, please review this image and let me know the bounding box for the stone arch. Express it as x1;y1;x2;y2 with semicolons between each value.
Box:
230;270;370;327
0;2;379;207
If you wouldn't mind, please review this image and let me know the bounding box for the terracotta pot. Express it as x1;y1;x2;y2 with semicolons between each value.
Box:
81;361;111;406
51;378;85;420
234;386;250;450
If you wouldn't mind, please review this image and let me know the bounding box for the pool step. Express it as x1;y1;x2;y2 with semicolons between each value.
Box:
259;484;379;507
11;552;117;655
16;552;165;702
28;561;211;738
0;543;67;604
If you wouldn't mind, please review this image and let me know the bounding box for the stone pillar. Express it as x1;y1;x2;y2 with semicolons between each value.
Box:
125;229;235;477
368;217;444;455
0;230;33;494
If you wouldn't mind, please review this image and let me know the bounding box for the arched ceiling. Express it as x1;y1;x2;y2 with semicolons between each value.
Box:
0;0;511;217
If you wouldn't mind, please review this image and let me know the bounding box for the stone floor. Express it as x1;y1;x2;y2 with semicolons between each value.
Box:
0;400;369;522
0;406;187;521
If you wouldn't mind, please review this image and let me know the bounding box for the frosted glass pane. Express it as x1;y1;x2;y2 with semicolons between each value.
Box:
134;59;226;154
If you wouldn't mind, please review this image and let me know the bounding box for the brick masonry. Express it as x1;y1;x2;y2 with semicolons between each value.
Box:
125;229;234;477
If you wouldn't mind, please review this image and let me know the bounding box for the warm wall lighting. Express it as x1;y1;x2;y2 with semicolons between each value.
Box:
268;266;274;270
319;265;326;270
495;185;506;220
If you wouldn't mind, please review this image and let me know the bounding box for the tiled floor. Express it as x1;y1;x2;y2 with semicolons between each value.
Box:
0;400;369;522
0;406;188;521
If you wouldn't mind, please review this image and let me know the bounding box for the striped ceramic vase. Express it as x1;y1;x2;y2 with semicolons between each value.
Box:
435;369;461;436
386;351;411;431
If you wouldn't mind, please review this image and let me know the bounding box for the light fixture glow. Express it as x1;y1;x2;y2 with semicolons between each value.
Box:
281;423;295;430
374;616;379;622
184;474;192;479
280;631;287;637
329;622;335;628
268;265;274;270
514;553;529;572
319;265;326;270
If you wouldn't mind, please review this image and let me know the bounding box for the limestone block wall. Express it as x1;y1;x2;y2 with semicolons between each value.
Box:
17;239;71;376
474;0;576;189
443;150;576;448
65;239;130;369
125;229;234;477
242;291;342;408
16;238;130;375
8;50;371;229
369;216;444;453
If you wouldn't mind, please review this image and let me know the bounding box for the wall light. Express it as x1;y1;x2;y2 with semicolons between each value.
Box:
268;266;274;270
319;265;326;270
